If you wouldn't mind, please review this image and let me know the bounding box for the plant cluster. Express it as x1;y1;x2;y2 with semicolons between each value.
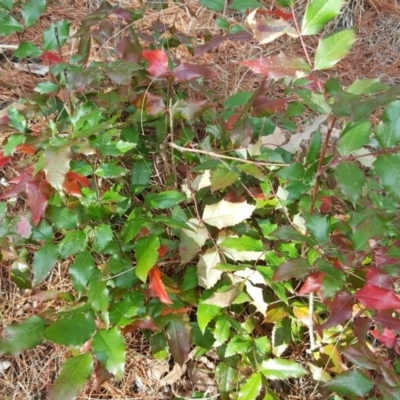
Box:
1;0;400;399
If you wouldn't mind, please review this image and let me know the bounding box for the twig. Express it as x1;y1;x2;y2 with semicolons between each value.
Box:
169;142;289;167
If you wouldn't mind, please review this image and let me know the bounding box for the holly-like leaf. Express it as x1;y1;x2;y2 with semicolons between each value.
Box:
135;234;160;282
301;0;345;35
334;162;365;203
336;121;371;156
374;154;400;199
323;369;374;397
116;32;142;63
21;0;47;27
298;271;324;294
365;267;394;290
246;9;297;44
319;291;354;330
375;100;400;148
199;0;224;11
303;213;329;243
14;42;42;58
242;53;310;79
16;215;32;239
145;190;185;209
92;327;126;380
42;20;71;51
202;199;255;229
210;167;240;191
180;218;209;263
166;316;191;366
373;311;400;334
194;34;226;57
26;177;53;225
48;353;94;400
0;0;13;11
172;99;214;120
197;248;222;288
198;302;221;333
203;283;242;307
213;316;231;346
355;283;400;310
58;230;87;258
260;358;307;380
0;14;23;36
230;0;263;10
44;146;71;190
122;318;159;334
238;372;262;400
69;251;96;297
314;29;356;70
45;313;97;346
88;274;110;324
0;316;45;355
148;267;173;304
272;258;312;281
142;49;169;77
103;60;140;84
173;63;216;82
32;242;59;286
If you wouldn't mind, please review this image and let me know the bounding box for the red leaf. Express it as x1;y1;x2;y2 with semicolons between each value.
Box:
26;178;52;225
252;96;296;116
148;267;173;305
94;361;113;388
122;318;159;335
355;283;400;310
157;245;168;257
160;306;190;316
298;271;324;294
319;291;354;330
111;8;131;22
132;92;166;115
242;53;310;79
374;246;400;267
142;49;169;77
320;196;332;213
226;113;241;130
116;35;142;63
370;328;397;349
40;51;63;64
16;216;32;238
63;179;82;197
257;8;293;21
343;345;382;370
194;34;225;57
353;317;372;344
0;153;11;167
373;311;400;334
16;144;36;155
173;63;216;82
366;268;394;291
65;172;90;187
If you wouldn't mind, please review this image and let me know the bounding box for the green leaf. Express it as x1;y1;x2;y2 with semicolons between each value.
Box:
272;258;312;281
95;163;128;178
336;121;371;156
45;313;96;346
301;0;345;35
3;134;25;155
224;91;253;108
375;100;400;148
145;190;185;209
314;29;356;71
261;358;307;380
47;205;78;229
0;316;45;355
0;0;13;11
323;369;374;397
303;213;329;243
216;362;237;397
92;327;126;380
197;303;221;333
42;20;70;51
21;0;47;27
229;0;263;10
220;235;263;252
225;336;252;357
131;159;151;185
32;242;59;286
347;78;389;95
8;107;26;132
93;223;113;252
134;234;160;282
199;0;224;11
334;162;365;203
88;273;110;322
0;14;23;36
35;81;59;94
277;163;305;180
272;317;291;357
213;316;231;346
211;167;240;191
14;42;42;58
374;154;400;199
166;316;191;366
48;353;94;400
69;251;96;297
58;230;87;258
238;372;262;400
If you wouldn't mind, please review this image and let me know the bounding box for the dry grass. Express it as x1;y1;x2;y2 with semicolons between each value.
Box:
1;0;400;399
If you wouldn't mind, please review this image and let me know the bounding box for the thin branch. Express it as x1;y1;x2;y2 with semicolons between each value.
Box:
169;142;289;167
